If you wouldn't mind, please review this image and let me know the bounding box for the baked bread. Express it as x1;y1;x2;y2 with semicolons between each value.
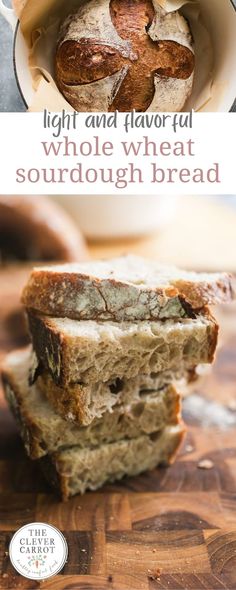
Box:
55;0;195;112
40;425;184;498
2;348;181;460
27;310;218;386
0;195;88;262
21;255;234;322
39;364;197;425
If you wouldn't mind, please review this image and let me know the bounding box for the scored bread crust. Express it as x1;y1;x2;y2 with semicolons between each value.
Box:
40;424;185;499
55;0;194;112
21;255;234;322
1;348;181;460
27;310;218;387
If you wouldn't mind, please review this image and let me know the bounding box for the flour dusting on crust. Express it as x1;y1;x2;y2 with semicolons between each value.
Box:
57;0;194;112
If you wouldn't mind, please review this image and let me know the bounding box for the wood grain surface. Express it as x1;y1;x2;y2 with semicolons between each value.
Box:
0;266;236;590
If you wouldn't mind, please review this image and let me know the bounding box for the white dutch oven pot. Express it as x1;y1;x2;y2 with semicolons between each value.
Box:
0;1;33;107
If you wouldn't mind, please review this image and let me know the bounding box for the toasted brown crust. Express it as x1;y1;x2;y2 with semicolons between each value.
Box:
56;40;123;86
27;311;64;386
165;424;186;466
39;455;64;498
23;272;187;321
55;0;194;112
39;374;89;425
207;315;219;365
21;258;234;322
173;278;234;309
1;369;47;460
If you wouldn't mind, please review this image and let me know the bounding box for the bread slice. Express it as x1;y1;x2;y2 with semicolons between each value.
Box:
2;348;181;460
27;310;218;386
40;425;184;499
39;365;197;425
21;255;233;321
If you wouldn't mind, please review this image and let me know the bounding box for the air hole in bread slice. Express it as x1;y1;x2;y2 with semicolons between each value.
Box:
131;402;145;418
109;378;124;394
149;431;162;443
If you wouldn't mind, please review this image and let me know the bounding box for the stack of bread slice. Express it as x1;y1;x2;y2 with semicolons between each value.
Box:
2;256;234;499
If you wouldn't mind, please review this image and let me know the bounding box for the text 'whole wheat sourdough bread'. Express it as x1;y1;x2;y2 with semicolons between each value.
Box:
21;255;234;322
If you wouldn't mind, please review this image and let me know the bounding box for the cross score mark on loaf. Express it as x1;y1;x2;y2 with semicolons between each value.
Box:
57;0;195;112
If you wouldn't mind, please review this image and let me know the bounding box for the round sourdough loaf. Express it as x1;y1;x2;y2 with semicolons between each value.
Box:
0;195;88;262
55;0;195;112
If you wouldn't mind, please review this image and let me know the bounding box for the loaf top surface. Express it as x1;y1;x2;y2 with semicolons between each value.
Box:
55;0;195;113
24;255;231;288
58;0;193;52
21;255;234;322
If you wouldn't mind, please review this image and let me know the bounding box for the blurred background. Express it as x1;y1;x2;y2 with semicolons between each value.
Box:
1;194;236;358
1;195;236;269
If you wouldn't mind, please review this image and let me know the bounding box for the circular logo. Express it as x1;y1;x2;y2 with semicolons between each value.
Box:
9;522;68;581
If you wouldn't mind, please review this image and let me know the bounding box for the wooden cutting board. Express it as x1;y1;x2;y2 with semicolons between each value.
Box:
0;266;236;590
